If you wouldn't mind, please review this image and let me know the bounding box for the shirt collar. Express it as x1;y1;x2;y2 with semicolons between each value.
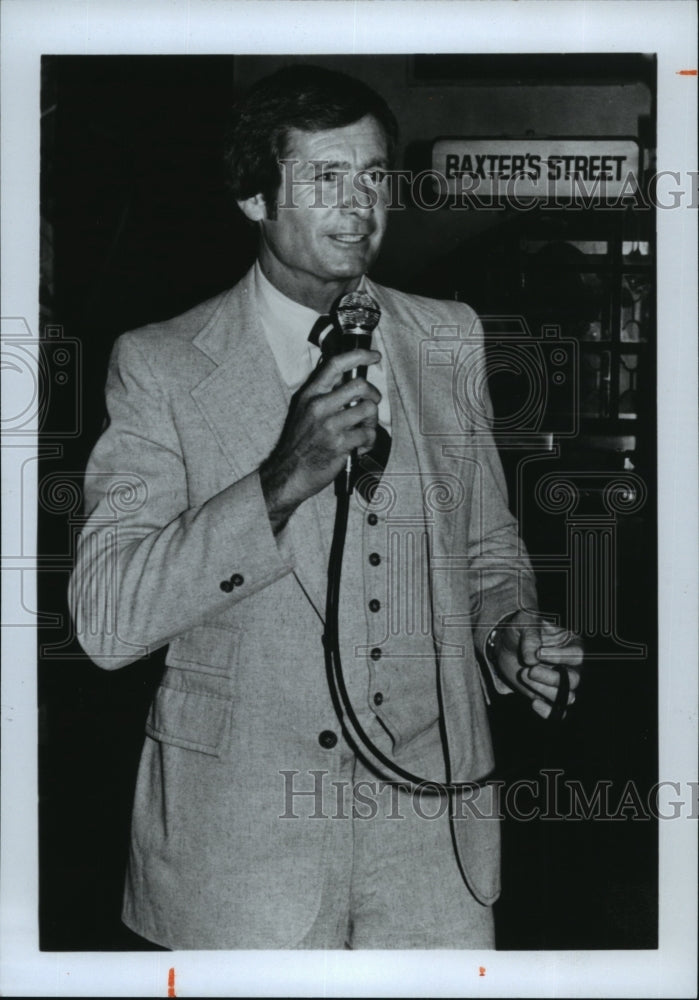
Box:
253;261;369;390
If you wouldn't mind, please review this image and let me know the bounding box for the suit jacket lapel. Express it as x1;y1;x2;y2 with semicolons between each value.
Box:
366;278;437;484
190;269;328;620
367;280;464;608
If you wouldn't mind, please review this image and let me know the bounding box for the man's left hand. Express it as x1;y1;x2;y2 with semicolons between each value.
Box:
492;613;584;720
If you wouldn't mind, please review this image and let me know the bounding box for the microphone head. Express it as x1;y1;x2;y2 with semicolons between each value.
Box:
334;291;381;335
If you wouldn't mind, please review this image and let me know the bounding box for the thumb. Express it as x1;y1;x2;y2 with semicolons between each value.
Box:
540;621;571;646
519;626;542;667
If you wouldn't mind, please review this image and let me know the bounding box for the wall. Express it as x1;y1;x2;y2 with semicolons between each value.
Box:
234;55;652;287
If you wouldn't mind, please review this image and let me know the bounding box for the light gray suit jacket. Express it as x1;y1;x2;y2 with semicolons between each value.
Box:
69;267;537;948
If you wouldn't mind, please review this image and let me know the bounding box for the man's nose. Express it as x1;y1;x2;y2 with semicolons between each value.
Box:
338;174;375;215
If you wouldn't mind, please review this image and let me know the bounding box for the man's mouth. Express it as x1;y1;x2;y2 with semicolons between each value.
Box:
330;234;368;244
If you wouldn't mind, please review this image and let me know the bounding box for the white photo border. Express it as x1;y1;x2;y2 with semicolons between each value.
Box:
1;1;696;996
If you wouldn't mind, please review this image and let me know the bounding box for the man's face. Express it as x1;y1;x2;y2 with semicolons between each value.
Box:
242;115;391;312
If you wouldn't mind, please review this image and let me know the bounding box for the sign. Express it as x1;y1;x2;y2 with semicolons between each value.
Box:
431;138;640;200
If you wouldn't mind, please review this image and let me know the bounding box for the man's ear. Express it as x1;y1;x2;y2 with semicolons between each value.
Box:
237;193;268;223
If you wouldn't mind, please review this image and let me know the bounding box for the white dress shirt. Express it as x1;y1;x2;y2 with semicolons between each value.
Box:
253;261;391;432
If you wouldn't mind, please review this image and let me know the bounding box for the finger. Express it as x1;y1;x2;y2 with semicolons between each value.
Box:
523;678;577;706
356;440;376;457
526;663;564;686
346;424;379;454
306;384;378;426
520;672;558;701
533;660;582;692
529;664;581;694
538;643;584;668
355;421;378;455
327;378;382;411
539;622;583;650
313;350;381;392
333;398;379;431
528;663;578;686
540;621;569;638
531;698;554;720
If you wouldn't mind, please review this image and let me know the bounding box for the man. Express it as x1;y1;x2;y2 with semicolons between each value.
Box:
69;64;582;950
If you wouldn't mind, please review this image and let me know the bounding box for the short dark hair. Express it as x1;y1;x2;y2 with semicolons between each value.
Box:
224;64;398;213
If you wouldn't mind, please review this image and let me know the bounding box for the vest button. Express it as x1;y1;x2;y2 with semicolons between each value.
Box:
230;573;244;587
370;647;382;661
368;599;381;613
373;691;384;706
318;730;337;749
369;552;381;566
367;513;378;526
220;579;234;593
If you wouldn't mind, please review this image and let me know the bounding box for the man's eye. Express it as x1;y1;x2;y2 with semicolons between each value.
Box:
316;171;341;182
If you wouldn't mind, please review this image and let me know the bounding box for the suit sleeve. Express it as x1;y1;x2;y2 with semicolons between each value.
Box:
68;332;295;670
457;309;539;693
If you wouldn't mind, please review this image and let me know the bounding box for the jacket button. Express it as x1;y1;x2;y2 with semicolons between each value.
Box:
318;730;338;749
368;599;381;612
373;691;384;706
367;513;378;526
231;573;244;587
370;647;382;661
220;579;234;593
369;552;381;566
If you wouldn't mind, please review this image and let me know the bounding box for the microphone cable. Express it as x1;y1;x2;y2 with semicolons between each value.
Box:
321;481;569;795
320;290;569;794
322;477;496;796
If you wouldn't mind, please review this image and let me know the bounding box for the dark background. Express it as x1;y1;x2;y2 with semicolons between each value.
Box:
38;55;657;951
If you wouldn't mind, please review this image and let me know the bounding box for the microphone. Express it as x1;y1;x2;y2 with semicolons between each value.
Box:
333;290;381;494
334;289;381;380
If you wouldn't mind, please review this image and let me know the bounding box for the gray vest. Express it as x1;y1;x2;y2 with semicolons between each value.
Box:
329;364;446;775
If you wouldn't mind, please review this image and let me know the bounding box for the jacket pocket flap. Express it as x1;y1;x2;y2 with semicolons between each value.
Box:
166;625;238;676
145;674;231;756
